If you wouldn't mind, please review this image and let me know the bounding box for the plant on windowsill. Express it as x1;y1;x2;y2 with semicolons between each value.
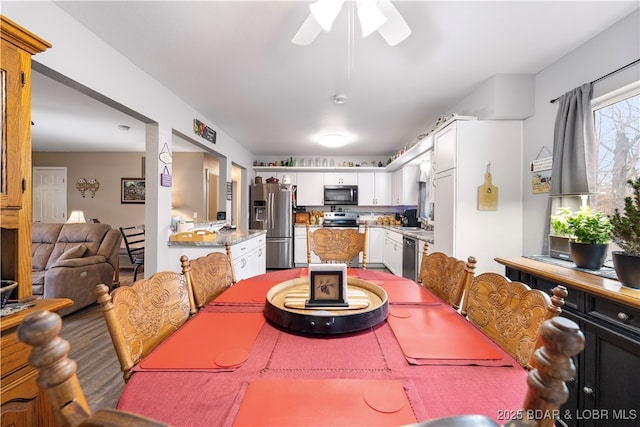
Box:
549;207;572;260
564;206;613;270
609;177;640;289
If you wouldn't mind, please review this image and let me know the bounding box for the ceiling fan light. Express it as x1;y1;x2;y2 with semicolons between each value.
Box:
357;1;388;37
310;0;346;32
319;134;349;148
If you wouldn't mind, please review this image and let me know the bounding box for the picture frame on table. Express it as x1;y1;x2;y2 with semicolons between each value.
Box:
121;178;145;204
306;263;348;307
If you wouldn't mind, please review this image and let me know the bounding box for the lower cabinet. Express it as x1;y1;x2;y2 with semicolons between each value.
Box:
1;299;73;427
361;226;384;267
383;229;403;276
231;234;266;280
294;226;320;266
504;266;640;427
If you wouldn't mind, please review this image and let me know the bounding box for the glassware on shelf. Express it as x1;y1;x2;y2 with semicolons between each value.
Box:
322;158;328;167
329;158;335;167
315;157;321;167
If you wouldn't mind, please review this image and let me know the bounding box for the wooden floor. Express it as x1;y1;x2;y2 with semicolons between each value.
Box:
59;266;391;412
59;270;134;411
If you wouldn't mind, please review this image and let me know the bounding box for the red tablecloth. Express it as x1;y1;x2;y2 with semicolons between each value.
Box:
117;269;528;426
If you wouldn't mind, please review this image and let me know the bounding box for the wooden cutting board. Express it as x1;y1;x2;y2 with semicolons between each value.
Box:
477;171;498;211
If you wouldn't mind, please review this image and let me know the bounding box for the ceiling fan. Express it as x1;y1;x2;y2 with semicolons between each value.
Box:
292;0;411;46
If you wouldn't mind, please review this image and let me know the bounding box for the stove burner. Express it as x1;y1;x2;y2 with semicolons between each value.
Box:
322;212;359;228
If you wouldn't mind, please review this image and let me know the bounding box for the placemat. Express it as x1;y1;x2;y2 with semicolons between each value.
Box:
232;378;417;426
368;279;440;305
387;306;507;364
139;312;264;370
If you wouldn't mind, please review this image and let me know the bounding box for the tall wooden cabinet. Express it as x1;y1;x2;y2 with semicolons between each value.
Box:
1;15;50;298
1;15;60;427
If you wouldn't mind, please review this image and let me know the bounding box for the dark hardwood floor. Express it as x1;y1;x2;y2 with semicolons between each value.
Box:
59;270;134;412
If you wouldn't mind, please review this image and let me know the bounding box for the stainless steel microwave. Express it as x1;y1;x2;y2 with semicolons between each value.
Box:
323;185;358;205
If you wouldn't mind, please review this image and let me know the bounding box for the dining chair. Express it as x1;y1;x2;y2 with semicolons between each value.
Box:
408;316;585;427
95;271;191;382
180;243;236;314
461;272;567;368
17;309;169;427
306;223;368;268
417;242;476;310
119;225;145;281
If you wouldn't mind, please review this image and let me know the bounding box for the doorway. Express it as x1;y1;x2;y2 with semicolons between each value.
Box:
33;166;67;223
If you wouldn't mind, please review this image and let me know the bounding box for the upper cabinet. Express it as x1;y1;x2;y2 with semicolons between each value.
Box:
324;172;357;186
392;166;419;206
358;172;392;206
296;172;324;206
1;15;51;299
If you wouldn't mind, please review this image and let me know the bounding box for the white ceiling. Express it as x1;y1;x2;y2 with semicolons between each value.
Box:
30;1;639;156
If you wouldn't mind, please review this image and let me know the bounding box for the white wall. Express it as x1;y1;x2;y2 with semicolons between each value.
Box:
522;10;640;256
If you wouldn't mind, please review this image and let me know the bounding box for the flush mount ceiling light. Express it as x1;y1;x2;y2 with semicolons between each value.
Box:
117;124;131;131
293;0;411;46
333;94;348;104
319;134;349;148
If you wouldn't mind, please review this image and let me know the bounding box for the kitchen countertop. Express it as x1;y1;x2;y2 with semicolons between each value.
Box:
294;223;434;243
167;229;266;247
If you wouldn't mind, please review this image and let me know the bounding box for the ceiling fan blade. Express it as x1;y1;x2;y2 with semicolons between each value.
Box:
292;14;323;46
377;0;411;46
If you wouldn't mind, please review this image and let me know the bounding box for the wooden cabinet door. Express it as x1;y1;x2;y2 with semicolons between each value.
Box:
0;39;26;209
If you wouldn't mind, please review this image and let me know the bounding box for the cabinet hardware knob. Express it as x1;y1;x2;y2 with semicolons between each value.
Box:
583;387;594;396
617;312;630;321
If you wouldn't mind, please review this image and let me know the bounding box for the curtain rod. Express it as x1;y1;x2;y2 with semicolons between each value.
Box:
550;58;640;103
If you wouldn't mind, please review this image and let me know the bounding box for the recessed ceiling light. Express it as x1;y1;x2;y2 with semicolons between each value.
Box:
319;134;348;148
118;124;131;131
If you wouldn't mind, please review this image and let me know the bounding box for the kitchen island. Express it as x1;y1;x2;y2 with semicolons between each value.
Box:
167;229;266;281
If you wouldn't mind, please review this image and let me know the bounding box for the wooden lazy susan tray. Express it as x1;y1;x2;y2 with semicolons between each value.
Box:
264;277;388;335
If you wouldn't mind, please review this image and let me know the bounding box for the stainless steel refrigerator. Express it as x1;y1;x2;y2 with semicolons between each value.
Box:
250;183;293;269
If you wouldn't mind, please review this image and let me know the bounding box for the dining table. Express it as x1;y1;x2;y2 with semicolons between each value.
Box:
116;268;528;426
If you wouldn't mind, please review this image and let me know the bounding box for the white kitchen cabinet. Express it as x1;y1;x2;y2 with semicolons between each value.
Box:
392;166;419;206
357;172;392;206
431;119;522;274
231;233;266;280
324;172;357;185
294;225;320;266
296;172;324;206
383;229;403;276
359;225;384;266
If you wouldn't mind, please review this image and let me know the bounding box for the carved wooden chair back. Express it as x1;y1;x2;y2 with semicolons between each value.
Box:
17;310;169;427
306;223;368;268
461;272;567;368
418;242;476;310
95;271;191;382
407;316;585;427
180;243;236;313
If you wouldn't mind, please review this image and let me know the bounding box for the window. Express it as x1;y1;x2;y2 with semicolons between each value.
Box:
592;83;640;216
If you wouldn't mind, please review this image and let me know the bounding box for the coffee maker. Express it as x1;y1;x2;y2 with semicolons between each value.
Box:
401;209;419;227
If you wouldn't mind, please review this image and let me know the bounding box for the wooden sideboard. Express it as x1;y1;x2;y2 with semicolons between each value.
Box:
1;298;73;426
496;257;640;427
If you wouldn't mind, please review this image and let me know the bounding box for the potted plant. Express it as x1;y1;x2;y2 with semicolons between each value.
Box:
564;206;612;270
549;207;572;260
609;177;640;289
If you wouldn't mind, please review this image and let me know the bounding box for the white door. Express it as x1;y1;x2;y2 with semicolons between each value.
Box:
33;167;67;223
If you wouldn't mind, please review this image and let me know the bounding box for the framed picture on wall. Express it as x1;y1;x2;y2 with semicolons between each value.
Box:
121;178;145;204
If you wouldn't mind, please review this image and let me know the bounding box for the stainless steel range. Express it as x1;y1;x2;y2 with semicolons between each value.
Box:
322;212;359;228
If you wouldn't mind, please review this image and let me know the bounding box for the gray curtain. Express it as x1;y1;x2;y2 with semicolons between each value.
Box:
543;83;597;254
550;83;598;195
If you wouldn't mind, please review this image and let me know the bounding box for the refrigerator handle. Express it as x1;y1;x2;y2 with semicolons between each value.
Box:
269;192;274;229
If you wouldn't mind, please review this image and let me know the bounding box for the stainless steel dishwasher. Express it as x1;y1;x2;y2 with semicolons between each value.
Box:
402;236;418;281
